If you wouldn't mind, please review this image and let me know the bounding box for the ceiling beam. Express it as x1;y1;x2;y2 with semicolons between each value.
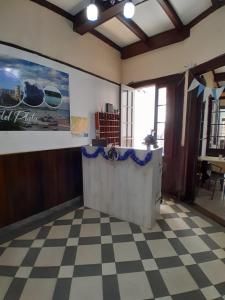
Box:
211;0;225;7
121;27;190;59
116;14;148;41
73;0;127;35
156;0;183;29
214;72;225;82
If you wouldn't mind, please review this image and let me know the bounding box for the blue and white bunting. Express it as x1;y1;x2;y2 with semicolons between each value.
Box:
188;78;225;102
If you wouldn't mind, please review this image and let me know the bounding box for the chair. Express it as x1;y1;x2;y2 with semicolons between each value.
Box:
207;163;224;200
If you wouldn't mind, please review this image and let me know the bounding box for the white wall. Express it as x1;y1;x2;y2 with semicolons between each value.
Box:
122;6;225;84
0;44;119;155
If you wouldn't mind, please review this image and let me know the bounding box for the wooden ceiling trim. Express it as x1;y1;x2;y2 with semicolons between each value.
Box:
116;14;148;42
156;0;183;29
73;0;127;35
211;0;225;7
121;27;190;59
214;72;225;82
129;73;183;89
30;0;74;21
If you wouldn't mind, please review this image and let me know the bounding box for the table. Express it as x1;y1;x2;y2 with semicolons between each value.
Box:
199;155;225;172
82;146;162;228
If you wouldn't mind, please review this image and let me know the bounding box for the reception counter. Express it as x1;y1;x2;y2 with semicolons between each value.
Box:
82;146;162;228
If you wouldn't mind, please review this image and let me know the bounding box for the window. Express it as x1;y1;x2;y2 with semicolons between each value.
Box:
207;99;225;154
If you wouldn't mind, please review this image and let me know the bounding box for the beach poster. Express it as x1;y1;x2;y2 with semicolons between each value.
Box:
0;54;70;131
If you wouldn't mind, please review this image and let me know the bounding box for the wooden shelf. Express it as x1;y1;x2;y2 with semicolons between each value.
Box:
95;112;120;145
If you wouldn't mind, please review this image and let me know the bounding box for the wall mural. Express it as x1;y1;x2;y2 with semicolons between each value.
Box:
0;55;70;131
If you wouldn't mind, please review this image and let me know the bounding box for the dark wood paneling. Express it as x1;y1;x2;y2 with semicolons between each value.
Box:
0;147;83;228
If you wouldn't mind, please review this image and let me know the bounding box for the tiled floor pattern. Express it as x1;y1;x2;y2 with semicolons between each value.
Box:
0;201;225;299
196;187;225;220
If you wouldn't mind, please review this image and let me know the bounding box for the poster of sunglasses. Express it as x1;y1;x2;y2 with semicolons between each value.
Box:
0;54;70;131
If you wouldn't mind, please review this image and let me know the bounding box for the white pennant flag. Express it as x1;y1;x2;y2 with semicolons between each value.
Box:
188;78;200;92
203;87;212;102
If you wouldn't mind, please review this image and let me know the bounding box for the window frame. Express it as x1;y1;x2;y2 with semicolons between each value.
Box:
120;85;135;148
154;85;167;151
206;98;225;156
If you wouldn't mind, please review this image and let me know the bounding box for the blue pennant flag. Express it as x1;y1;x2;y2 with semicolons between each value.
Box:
197;84;205;97
212;88;217;101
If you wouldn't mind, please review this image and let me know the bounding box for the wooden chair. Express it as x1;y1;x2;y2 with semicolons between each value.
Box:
208;163;224;200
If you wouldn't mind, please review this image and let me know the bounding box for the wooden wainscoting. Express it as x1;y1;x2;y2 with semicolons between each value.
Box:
0;147;83;228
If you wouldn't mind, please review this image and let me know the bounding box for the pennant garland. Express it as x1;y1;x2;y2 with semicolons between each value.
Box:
188;78;225;102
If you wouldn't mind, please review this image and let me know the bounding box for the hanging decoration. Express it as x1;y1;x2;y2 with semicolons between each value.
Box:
81;146;152;167
188;78;225;102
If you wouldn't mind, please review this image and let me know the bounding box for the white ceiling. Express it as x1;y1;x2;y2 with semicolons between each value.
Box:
169;0;212;25
46;0;215;48
96;18;140;47
133;0;174;37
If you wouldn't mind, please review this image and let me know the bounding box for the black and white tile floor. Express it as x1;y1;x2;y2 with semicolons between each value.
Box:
0;200;225;300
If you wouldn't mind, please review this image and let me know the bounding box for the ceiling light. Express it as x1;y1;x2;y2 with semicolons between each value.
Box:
86;3;98;21
123;1;135;19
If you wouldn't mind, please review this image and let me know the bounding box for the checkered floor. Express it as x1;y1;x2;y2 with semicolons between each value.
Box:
0;201;225;300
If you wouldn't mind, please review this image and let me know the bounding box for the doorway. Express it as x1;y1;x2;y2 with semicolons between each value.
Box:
121;84;167;151
133;86;155;149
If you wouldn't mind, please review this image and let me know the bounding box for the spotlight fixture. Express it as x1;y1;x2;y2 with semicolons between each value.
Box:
123;1;135;19
86;0;135;21
86;2;99;21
